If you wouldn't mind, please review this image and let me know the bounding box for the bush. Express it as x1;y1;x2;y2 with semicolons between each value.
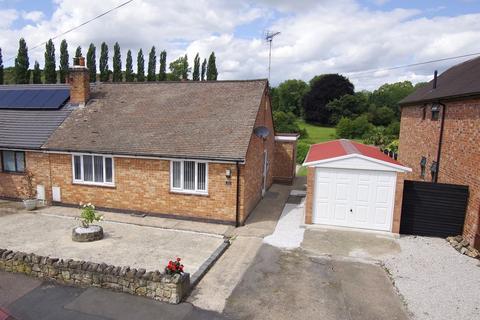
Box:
385;121;400;136
385;139;399;153
363;126;396;147
273;111;308;139
296;141;310;164
336;115;372;139
79;203;103;228
336;117;354;138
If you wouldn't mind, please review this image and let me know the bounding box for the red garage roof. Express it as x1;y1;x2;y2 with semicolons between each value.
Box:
304;139;403;166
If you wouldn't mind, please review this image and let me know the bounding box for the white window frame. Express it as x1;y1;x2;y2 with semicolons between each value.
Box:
170;160;208;195
71;153;115;187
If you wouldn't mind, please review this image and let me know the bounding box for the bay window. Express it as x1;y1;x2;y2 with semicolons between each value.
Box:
171;160;208;194
1;150;25;173
72;154;114;186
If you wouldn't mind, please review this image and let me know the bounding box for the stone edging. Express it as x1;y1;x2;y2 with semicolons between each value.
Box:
446;236;480;259
0;248;190;304
190;238;230;287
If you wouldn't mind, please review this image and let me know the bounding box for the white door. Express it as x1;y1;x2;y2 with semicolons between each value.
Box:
313;168;396;232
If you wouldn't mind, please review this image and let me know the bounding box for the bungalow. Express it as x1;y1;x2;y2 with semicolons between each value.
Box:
0;57;298;225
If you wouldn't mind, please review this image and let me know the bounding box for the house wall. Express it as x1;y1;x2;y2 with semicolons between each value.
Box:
0;151;51;201
48;154;239;223
272;140;296;184
397;99;480;247
239;90;275;224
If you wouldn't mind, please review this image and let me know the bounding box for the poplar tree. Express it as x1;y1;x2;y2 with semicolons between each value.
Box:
125;50;134;82
75;46;82;58
137;49;145;82
87;43;97;82
182;54;189;80
44;39;56;83
206;52;218;81
59;39;69;83
99;42;109;82
192;53;200;81
14;38;29;84
158;50;167;81
147;46;156;81
0;47;3;85
32;61;42;84
112;42;122;82
201;58;206;81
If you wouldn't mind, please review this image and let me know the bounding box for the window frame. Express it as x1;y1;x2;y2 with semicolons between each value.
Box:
170;160;208;195
1;150;26;173
71;153;115;187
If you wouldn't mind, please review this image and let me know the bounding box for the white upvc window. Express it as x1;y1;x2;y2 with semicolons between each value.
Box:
170;160;208;195
72;154;115;187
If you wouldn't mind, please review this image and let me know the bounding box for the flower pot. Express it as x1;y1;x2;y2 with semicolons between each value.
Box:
23;199;37;211
72;225;104;242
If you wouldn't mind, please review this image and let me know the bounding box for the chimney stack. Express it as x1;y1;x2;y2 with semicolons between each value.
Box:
69;56;90;105
433;70;438;89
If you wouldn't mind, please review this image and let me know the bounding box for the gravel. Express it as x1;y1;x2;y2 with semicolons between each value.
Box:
383;236;480;320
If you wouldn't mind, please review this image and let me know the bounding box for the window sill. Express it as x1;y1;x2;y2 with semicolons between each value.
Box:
170;190;209;197
72;181;116;188
0;171;25;176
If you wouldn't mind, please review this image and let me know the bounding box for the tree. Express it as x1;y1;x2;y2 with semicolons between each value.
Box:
326;92;370;125
368;105;396;126
192;53;200;81
87;43;96;82
336;115;372;139
32;61;42;84
0;47;3;85
99;42;109;82
147;46;156;81
112;42;122;82
272;111;307;138
137;49;145;82
369;81;416;118
169;56;190;81
59;39;69;83
14;38;29;84
206;52;217;80
201;58;206;81
271;79;308;116
125;50;134;82
44;39;56;83
158;50;167;81
302;74;354;124
75;46;82;58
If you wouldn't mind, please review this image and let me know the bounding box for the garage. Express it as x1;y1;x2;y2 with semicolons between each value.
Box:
304;140;411;232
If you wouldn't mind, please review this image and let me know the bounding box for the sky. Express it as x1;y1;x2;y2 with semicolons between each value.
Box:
0;0;479;90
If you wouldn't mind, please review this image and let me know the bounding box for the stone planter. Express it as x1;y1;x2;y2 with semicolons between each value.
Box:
23;199;37;211
72;225;104;242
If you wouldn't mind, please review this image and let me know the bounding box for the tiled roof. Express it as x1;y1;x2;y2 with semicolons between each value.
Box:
44;80;268;161
400;56;480;105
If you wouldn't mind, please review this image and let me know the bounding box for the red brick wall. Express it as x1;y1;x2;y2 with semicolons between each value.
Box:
397;99;480;246
239;90;275;223
0;151;51;200
272;140;296;184
304;166;315;224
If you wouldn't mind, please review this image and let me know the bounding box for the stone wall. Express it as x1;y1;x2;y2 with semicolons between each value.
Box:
397;99;480;247
0;248;190;304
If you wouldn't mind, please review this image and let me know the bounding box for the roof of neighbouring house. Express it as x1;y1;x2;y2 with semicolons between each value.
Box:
303;139;405;168
0;85;73;149
43;80;268;161
400;56;480;105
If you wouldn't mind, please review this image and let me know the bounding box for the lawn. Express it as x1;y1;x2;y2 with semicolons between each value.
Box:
297;120;336;145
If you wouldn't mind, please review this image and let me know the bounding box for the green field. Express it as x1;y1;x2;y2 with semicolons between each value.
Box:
297;120;336;145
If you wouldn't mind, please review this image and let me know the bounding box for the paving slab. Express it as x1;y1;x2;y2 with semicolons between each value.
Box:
0;213;224;274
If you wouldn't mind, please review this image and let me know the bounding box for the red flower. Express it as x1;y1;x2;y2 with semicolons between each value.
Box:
177;257;181;262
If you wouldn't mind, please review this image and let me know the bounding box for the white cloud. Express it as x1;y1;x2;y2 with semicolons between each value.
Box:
0;0;479;90
22;10;45;23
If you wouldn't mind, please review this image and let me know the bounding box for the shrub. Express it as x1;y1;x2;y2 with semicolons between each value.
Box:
165;257;184;275
273;111;308;139
336;117;354;138
296;141;310;164
363;126;396;147
385;121;400;136
385;139;399;153
336;115;372;139
79;203;103;228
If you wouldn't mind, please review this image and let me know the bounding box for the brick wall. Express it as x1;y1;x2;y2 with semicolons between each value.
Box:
0;151;51;201
238;90;275;223
397;99;480;246
304;167;315;224
272;140;296;184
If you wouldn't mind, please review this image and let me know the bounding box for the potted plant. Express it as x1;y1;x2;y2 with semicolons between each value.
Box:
165;257;184;275
72;203;104;242
22;170;37;210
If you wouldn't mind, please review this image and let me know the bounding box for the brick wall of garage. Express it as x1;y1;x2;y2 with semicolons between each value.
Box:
49;153;239;223
397;99;480;246
0;151;52;201
304;166;315;224
272;140;296;184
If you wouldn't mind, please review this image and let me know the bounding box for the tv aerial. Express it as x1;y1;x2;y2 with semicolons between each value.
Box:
265;30;281;81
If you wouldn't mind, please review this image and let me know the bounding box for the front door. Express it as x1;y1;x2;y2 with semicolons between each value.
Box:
262;150;268;196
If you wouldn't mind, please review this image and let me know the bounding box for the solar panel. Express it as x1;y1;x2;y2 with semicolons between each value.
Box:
0;88;69;110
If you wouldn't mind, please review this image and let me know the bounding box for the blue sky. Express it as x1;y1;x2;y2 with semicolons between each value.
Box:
1;0;479;89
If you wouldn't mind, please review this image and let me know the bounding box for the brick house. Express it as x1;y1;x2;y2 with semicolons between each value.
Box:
396;57;480;249
0;57;297;225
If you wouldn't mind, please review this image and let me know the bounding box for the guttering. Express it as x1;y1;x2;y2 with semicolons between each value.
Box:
235;161;241;227
435;101;447;183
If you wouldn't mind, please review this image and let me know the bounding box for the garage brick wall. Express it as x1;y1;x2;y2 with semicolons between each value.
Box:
272;140;296;184
397;99;480;247
305;167;315;224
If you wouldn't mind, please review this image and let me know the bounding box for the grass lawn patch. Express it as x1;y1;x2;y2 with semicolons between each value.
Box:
297;166;307;176
297;120;336;145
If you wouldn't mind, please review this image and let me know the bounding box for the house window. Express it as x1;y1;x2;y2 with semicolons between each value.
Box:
431;104;440;121
72;154;114;186
170;160;208;194
1;151;25;173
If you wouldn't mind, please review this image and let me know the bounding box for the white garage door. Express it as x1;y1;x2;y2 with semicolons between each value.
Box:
313;167;396;232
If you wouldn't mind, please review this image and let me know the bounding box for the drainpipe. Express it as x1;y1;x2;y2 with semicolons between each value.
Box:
235;161;240;227
435;102;447;183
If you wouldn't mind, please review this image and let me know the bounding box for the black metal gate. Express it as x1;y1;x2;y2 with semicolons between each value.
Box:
400;180;469;237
